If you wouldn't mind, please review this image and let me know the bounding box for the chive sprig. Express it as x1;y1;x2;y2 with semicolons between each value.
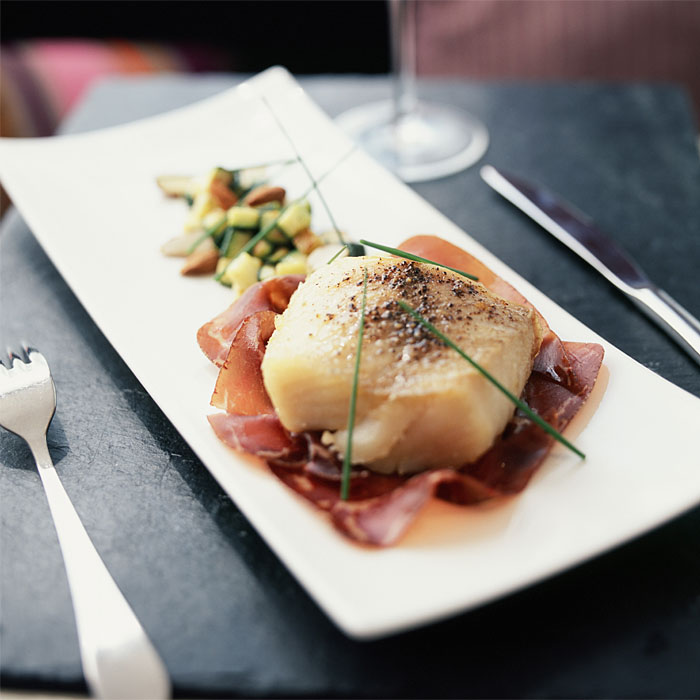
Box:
186;216;227;255
359;240;479;281
326;245;348;265
397;300;585;459
215;147;356;281
262;97;347;244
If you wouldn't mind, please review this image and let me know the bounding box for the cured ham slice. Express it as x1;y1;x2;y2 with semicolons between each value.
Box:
197;274;304;366
214;336;602;545
203;236;604;545
211;310;277;416
208;413;306;463
399;235;540;318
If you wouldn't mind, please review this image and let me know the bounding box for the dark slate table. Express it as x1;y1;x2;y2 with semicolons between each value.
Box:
2;75;700;698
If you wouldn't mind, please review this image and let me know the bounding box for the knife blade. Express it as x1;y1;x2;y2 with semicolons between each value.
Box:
480;164;700;367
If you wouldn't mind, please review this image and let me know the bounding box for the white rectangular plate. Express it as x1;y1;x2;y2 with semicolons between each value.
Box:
2;67;700;639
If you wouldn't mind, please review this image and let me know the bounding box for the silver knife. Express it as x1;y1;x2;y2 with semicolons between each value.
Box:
480;164;700;367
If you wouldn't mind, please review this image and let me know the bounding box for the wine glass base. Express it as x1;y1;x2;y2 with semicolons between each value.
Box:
335;99;489;182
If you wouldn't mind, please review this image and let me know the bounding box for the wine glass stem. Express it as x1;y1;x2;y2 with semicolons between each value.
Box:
390;0;418;124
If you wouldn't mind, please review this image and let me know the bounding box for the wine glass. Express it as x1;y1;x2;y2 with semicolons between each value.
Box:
336;0;489;183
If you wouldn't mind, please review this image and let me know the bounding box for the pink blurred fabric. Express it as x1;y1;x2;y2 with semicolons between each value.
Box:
417;0;700;115
0;39;226;138
23;41;121;116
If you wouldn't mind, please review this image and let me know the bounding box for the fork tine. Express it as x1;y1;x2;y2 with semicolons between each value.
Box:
26;349;50;372
4;345;35;369
6;347;25;368
24;346;40;364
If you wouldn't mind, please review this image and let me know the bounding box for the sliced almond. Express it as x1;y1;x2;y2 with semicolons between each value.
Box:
293;228;322;255
181;247;220;276
156;175;193;197
244;185;286;207
209;179;238;210
163;232;216;258
161;233;201;257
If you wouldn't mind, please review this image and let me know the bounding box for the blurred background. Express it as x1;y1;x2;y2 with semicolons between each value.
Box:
2;0;700;141
2;5;700;697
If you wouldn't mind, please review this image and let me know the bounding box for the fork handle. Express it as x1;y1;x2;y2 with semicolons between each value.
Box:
30;437;171;700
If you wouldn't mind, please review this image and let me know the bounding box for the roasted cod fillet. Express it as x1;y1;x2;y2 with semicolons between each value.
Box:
261;256;542;474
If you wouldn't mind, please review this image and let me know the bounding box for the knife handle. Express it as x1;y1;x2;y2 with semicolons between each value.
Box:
630;286;700;367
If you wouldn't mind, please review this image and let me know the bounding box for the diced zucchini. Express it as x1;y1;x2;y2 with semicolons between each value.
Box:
202;209;227;232
293;228;322;255
277;202;312;238
184;191;216;232
252;239;274;258
265;229;284;245
266;247;290;264
223;230;253;258
260;209;284;235
217;256;232;276
226;206;260;229
220;252;262;297
258;264;276;281
275;251;307;276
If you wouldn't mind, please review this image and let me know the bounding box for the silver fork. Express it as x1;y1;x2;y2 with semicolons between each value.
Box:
0;347;170;699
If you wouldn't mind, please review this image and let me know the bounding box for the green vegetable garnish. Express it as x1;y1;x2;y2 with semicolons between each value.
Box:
397;300;585;460
218;226;235;256
215;147;356;281
341;268;369;500
359;240;479;281
214;207;289;279
187;216;227;255
326;245;348;265
262;96;347;244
